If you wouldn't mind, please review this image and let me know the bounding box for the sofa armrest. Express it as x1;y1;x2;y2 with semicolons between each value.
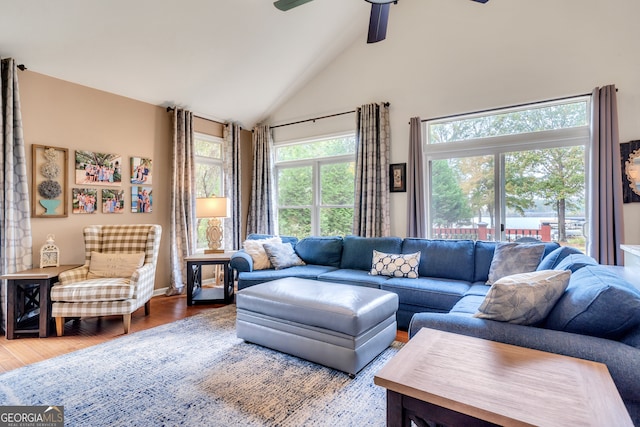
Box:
230;250;253;273
409;312;640;405
58;265;89;285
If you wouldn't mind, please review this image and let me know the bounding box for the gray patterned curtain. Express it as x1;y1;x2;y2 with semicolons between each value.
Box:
587;85;624;265
407;117;426;237
247;125;276;235
1;58;33;333
353;102;391;237
223;122;241;250
167;108;196;295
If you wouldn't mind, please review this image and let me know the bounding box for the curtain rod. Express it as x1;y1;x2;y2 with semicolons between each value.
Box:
270;102;390;130
420;92;600;123
166;106;226;126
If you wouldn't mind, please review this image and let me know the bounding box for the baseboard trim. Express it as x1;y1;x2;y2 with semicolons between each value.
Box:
153;287;170;297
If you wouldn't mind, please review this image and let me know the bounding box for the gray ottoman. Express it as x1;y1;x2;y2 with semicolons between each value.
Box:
236;277;399;376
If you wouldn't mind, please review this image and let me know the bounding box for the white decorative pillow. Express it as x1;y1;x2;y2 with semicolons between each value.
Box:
243;237;282;270
87;251;145;279
263;242;305;270
474;269;571;325
487;242;545;284
370;250;421;279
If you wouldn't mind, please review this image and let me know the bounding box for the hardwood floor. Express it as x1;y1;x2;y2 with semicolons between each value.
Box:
0;294;408;374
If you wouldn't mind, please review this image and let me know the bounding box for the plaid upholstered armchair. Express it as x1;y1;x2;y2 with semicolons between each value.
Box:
51;224;162;336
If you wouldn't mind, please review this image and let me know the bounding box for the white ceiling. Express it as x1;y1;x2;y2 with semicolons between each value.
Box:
0;0;372;127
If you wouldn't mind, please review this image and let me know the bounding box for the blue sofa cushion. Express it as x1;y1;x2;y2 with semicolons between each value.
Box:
340;236;402;271
537;246;584;270
237;265;337;290
381;277;471;312
552;253;598;273
295;236;343;267
449;294;486;315
487;242;545;284
474;241;497;283
622;327;640;349
545;266;640;339
318;268;390;288
402;239;475;282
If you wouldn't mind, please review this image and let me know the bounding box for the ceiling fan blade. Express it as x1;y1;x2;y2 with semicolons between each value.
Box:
367;3;390;44
470;0;489;3
273;0;314;11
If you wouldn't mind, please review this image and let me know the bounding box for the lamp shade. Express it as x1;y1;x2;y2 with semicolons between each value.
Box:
196;197;230;218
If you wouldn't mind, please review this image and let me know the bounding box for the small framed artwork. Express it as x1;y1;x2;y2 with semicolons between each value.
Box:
31;144;68;218
389;163;407;193
72;188;98;214
102;189;125;213
74;150;122;186
131;156;153;184
132;186;152;213
621;140;640;203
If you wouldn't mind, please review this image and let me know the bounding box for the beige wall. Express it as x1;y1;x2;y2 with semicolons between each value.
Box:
20;71;253;291
21;71;173;291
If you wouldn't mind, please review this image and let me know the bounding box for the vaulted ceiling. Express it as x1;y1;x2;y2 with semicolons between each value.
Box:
0;0;372;127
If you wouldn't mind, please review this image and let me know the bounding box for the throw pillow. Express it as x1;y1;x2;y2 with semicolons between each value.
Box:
243;237;281;270
536;246;584;271
474;269;571;325
552;253;598;273
370;250;421;279
87;251;145;279
486;242;545;284
263;242;306;270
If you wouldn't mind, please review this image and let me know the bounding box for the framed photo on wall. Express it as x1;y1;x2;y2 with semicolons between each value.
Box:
102;189;125;213
72;188;98;214
390;163;406;193
75;150;122;186
130;156;152;184
132;186;152;213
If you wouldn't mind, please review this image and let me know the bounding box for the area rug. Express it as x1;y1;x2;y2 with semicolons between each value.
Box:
0;305;403;426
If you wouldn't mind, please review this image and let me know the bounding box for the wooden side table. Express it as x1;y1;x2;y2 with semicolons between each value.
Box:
374;328;633;426
185;252;235;306
2;265;79;339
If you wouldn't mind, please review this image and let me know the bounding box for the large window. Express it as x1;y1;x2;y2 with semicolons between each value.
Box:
275;134;356;239
425;97;589;250
194;133;224;249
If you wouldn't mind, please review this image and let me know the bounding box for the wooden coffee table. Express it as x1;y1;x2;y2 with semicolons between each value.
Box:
374;328;633;427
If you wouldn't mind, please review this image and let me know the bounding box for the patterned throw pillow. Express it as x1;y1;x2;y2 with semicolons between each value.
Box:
486;242;545;284
263;242;306;270
370;250;421;279
87;251;145;279
243;237;282;270
474;269;571;325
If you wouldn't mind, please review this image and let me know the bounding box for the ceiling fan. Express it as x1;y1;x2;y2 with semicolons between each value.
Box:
274;0;490;44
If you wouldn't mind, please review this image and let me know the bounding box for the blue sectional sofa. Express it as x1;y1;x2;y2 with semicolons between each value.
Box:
231;234;640;423
230;234;562;329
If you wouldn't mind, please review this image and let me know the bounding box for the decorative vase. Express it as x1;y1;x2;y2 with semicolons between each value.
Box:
39;199;61;215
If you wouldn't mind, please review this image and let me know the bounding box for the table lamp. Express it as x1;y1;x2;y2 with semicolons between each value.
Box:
196;197;230;253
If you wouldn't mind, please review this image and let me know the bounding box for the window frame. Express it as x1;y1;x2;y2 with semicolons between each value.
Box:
274;132;356;237
423;96;591;241
193;132;224;198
